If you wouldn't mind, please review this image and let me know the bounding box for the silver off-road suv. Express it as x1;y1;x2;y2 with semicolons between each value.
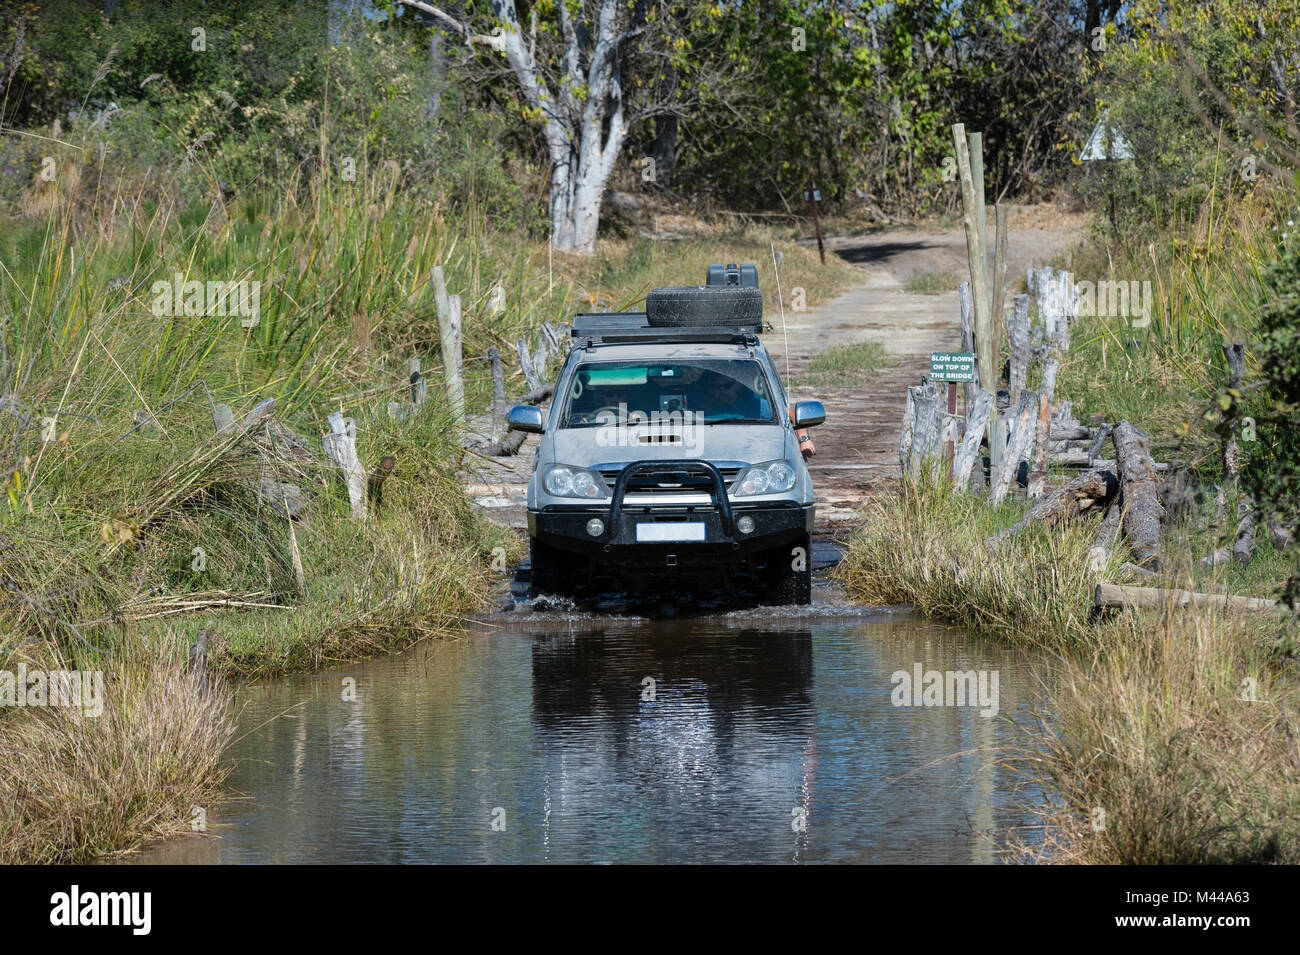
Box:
507;263;825;605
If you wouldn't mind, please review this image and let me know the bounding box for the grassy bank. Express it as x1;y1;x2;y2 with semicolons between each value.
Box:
839;478;1300;862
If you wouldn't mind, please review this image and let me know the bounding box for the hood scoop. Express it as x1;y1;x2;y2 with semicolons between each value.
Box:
637;432;682;444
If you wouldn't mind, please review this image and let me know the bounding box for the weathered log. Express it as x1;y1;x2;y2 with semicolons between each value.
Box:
909;382;943;476
1094;582;1279;615
1027;357;1060;499
1053;449;1169;472
953;385;994;487
1034;266;1055;345
482;427;528;457
1233;500;1255;566
989;389;1037;506
1087;503;1124;572
1052;399;1076;429
1049;424;1092;441
367;455;396;510
959;281;978;413
996;466;1118;542
1112;420;1165;570
1053;268;1076;352
1268;522;1293;551
520;383;554;405
1007;294;1031;408
1085;422;1112;466
517;338;540;392
488;346;507;418
432;270;464;419
899;386;916;472
1199;547;1233;569
323;412;367;522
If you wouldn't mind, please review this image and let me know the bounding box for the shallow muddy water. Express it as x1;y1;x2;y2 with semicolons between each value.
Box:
129;593;1054;864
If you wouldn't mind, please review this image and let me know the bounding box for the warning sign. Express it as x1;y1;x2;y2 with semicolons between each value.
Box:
930;352;976;382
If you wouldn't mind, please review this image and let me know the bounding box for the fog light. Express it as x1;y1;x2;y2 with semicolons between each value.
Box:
736;515;755;534
586;518;605;537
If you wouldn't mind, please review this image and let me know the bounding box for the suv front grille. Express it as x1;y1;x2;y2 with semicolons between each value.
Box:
597;466;742;492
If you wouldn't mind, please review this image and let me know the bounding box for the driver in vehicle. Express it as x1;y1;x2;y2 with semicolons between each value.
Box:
693;370;816;460
695;370;765;420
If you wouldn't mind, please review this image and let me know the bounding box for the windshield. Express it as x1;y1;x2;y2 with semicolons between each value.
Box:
559;359;779;429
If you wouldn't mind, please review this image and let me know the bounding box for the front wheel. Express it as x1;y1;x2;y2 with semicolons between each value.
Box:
761;533;812;606
528;537;572;597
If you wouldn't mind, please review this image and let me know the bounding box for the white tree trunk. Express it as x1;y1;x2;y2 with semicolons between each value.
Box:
399;0;631;255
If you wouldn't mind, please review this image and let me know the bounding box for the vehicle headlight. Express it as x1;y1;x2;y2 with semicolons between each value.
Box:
733;460;797;496
543;464;610;500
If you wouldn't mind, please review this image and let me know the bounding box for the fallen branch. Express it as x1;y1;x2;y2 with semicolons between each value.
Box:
1112;421;1165;570
994;467;1119;543
1087;503;1124;572
1094;581;1280;615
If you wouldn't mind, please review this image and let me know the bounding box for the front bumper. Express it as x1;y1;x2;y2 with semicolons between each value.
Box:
530;501;813;565
529;460;813;569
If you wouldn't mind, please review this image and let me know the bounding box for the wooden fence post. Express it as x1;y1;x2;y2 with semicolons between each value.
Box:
899;386;917;473
952;124;998;473
431;267;464;420
1007;294;1031;407
1034;266;1055;344
324;411;367;522
517;339;540;392
408;356;427;408
1054;268;1075;353
990;389;1038;506
488;345;506;419
959;281;977;413
954;385;994;488
909;382;943;477
991;203;1009;355
1027;357;1060;499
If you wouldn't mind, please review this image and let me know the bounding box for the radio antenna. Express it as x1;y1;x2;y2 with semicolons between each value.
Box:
770;241;791;383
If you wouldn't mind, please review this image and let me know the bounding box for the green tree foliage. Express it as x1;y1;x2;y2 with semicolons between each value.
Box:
1247;242;1300;602
1079;0;1300;243
664;1;1090;218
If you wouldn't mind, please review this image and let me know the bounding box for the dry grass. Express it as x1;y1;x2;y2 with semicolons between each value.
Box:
836;475;1116;649
1016;606;1300;864
0;650;235;864
839;478;1300;864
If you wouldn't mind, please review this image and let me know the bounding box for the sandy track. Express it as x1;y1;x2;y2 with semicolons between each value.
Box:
772;225;1079;529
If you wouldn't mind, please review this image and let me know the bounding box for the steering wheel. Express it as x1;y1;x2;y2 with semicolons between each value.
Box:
588;404;625;422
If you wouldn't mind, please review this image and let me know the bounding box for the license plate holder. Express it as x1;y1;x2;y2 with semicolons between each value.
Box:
636;522;705;543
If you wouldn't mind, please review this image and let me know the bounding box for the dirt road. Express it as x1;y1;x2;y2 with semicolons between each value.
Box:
464;222;1080;533
771;224;1080;529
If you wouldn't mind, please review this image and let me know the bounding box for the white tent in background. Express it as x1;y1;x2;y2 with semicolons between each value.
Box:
1079;111;1135;161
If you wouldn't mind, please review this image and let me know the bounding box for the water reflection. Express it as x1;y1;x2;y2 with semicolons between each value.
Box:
125;616;1048;864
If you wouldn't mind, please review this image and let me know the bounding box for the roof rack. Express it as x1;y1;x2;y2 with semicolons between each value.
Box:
570;312;763;345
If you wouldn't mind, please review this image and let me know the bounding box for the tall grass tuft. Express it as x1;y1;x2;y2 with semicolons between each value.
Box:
1018;606;1300;864
0;650;235;865
836;475;1116;649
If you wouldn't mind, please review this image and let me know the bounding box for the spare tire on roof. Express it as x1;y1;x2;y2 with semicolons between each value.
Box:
645;285;763;327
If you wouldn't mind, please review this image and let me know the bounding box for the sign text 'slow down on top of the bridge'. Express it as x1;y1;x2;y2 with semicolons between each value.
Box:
929;352;976;382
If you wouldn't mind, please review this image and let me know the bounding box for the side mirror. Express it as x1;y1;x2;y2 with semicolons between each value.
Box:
793;400;825;429
507;404;545;434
